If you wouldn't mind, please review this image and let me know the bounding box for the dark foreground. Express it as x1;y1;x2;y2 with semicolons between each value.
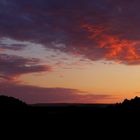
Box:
1;95;140;136
1;95;140;120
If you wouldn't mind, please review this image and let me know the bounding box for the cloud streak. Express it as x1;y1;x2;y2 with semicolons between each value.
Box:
0;54;51;80
0;82;115;104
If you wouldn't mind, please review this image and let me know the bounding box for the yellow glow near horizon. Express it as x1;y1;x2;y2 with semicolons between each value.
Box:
21;61;140;102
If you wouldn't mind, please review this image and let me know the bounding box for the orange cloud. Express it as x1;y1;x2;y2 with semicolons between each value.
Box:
82;23;140;64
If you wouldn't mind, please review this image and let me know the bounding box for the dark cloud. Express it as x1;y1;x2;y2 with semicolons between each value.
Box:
0;0;140;64
0;82;114;104
0;54;51;80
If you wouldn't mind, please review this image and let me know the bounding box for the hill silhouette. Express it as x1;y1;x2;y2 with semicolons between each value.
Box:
0;95;27;111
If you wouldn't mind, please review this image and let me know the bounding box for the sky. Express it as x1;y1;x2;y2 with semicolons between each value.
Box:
1;0;140;104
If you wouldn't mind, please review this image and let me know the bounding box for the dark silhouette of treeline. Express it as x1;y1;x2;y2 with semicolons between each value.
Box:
0;95;140;116
109;96;140;112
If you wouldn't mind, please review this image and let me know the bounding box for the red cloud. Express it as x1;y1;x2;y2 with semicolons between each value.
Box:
81;23;140;64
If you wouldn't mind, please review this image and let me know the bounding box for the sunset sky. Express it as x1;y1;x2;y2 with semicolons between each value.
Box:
1;0;140;104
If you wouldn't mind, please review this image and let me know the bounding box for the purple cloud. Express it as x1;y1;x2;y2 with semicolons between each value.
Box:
0;82;115;104
0;54;51;80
